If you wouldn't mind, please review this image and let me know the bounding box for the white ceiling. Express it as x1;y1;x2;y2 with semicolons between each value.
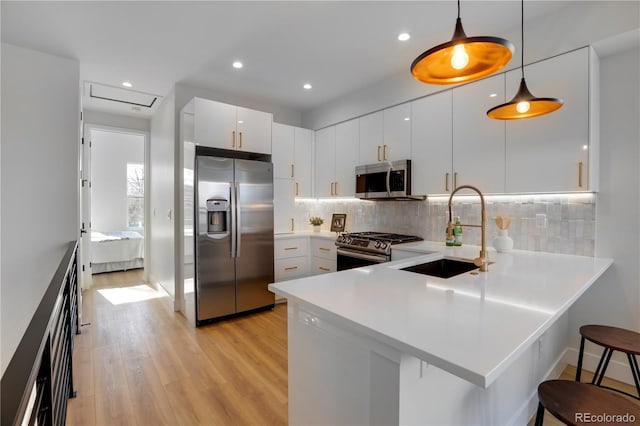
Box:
1;1;573;117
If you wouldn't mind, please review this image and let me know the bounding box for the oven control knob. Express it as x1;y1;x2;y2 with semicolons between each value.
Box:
379;242;388;250
374;240;382;248
337;235;344;243
344;237;352;244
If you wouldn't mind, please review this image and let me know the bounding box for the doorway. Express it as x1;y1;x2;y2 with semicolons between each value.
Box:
80;126;149;289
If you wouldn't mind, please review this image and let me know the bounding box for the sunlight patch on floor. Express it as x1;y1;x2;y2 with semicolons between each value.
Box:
97;284;165;305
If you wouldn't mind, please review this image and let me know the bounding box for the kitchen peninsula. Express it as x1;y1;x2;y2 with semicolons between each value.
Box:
269;243;612;425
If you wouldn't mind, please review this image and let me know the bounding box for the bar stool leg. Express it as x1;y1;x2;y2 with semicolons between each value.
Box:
534;402;545;426
576;336;586;382
595;348;613;386
591;347;610;385
628;353;640;398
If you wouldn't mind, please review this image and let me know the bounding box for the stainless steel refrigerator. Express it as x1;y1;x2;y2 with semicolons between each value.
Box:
194;151;274;325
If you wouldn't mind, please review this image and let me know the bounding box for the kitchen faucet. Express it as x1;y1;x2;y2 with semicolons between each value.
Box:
447;185;489;272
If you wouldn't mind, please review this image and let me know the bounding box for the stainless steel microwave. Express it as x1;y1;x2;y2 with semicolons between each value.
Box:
355;160;425;200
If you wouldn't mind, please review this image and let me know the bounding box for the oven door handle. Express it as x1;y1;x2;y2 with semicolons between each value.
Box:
337;248;388;263
385;167;391;195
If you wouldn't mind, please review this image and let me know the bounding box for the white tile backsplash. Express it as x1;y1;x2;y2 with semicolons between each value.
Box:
293;194;596;256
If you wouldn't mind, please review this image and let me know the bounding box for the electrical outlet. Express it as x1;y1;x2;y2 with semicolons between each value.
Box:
536;214;547;229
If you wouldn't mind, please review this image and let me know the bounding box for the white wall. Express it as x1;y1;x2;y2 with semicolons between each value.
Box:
90;129;144;231
302;1;640;129
567;44;640;368
1;43;79;375
149;90;176;298
84;109;150;133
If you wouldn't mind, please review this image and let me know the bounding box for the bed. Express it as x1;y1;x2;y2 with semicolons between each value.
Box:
91;230;144;274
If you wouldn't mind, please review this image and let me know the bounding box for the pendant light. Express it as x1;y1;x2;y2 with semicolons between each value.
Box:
410;0;514;85
487;0;563;119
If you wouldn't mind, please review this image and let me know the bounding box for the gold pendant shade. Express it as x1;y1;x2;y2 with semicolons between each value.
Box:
487;78;563;120
411;19;514;85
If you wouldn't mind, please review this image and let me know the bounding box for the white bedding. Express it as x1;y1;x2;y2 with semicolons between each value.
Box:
91;231;144;273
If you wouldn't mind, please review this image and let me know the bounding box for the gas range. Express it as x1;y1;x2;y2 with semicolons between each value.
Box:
335;232;423;256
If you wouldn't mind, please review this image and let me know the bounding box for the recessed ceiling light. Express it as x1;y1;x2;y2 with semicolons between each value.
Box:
582;145;588;150
404;117;410;121
238;120;244;124
303;83;312;90
489;93;497;98
122;81;132;88
398;33;411;42
232;61;243;69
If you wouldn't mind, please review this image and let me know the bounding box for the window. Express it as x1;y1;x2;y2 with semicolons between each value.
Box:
127;163;144;228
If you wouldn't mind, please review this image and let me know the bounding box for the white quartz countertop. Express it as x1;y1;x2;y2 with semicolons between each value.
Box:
268;241;612;388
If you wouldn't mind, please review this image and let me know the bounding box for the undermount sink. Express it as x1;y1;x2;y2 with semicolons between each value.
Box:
401;258;480;279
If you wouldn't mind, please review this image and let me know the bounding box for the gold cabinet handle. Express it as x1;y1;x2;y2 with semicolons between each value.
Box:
290;218;294;231
334;181;338;195
291;164;294;178
239;131;243;148
295;182;299;196
377;145;381;161
383;144;388;160
454;172;458;190
284;266;298;271
319;267;330;272
578;161;583;188
284;247;298;251
232;130;236;148
331;182;335;196
319;247;330;252
445;172;450;192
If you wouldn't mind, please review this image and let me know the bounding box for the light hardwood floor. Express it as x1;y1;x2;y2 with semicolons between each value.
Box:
67;270;287;425
68;270;636;425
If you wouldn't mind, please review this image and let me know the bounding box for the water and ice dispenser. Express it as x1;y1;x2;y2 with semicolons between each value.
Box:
206;198;229;234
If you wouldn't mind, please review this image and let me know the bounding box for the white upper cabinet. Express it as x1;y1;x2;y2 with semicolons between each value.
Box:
383;103;412;161
236;106;273;154
411;91;453;195
504;47;595;192
315;120;359;198
294;127;313;198
359;111;384;164
452;73;506;193
272;123;295;179
193;98;272;154
315;126;336;198
334;119;359;197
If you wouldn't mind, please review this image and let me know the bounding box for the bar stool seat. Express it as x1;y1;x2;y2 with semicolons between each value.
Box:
576;325;640;399
535;380;640;426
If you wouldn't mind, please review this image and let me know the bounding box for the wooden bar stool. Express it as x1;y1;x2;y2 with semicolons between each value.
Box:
575;325;640;399
535;380;640;426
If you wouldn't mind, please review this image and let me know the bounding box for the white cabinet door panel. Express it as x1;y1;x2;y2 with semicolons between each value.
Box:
334;119;359;197
237;106;272;154
359;111;384;164
411;91;453;195
274;178;295;234
311;257;336;274
294;127;313;197
272;123;294;179
453;74;506;193
383;103;412;161
194;98;236;149
275;257;308;281
275;237;309;258
505;48;590;192
315;126;336;198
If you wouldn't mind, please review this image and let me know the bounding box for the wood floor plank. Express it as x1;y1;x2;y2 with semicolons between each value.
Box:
66;395;95;426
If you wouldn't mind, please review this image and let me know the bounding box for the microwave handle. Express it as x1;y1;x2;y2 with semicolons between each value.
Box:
385;167;391;195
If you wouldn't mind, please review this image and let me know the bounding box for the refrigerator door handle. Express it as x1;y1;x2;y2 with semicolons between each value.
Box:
230;182;236;258
235;182;242;258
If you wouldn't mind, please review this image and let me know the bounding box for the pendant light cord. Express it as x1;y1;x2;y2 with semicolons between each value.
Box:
457;0;461;19
520;0;525;79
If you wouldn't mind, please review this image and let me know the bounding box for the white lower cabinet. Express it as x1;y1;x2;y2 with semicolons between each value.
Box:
274;237;310;302
310;237;337;274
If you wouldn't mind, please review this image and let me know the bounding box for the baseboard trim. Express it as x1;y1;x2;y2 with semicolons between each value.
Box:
564;347;636;386
507;348;569;426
